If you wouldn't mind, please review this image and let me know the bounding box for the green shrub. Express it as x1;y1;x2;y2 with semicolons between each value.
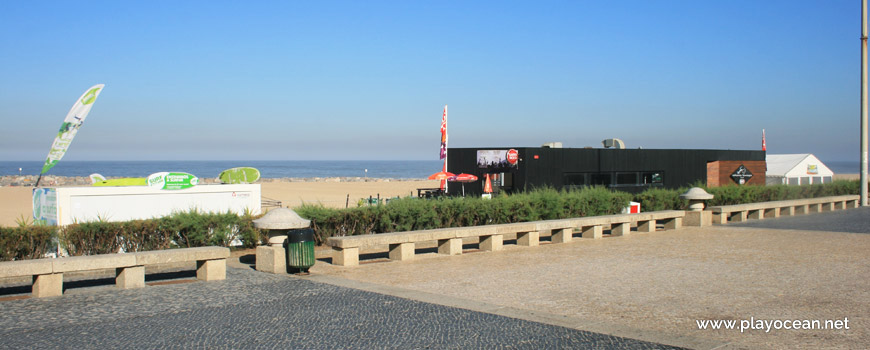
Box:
0;225;56;261
633;180;861;208
62;219;124;256
705;180;859;206
635;187;688;211
3;180;860;260
59;210;265;254
237;211;266;249
164;211;240;247
296;186;633;239
119;219;174;252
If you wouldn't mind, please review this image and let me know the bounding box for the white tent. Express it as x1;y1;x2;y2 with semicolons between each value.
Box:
766;154;834;185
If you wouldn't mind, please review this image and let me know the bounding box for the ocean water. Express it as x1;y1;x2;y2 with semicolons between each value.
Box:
825;161;864;174
0;160;443;179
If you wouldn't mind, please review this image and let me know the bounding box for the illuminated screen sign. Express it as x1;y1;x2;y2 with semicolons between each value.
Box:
477;150;519;170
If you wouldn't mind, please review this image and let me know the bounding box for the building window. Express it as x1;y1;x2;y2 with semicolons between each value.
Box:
823;176;832;184
566;172;664;188
812;176;821;184
590;173;612;186
616;172;638;185
564;173;588;186
502;172;514;189
642;172;664;185
788;177;799;185
800;177;809;185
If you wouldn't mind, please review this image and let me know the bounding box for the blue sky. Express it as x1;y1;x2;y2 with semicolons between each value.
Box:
0;1;862;162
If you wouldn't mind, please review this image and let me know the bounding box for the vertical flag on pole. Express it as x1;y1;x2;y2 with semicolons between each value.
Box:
762;129;767;151
440;105;448;191
36;84;105;187
440;105;448;160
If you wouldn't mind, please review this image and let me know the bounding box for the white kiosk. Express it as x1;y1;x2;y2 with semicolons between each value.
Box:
33;184;261;226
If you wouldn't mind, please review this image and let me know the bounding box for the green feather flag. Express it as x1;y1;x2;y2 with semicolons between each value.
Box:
36;84;105;186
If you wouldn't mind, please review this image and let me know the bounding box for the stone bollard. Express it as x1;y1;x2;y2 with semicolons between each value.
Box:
253;208;311;274
680;187;714;227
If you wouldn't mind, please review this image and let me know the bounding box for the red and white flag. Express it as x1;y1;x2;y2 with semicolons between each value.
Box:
762;129;767;151
440;105;448;160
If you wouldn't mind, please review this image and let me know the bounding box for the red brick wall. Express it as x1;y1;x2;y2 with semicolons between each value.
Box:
706;160;766;187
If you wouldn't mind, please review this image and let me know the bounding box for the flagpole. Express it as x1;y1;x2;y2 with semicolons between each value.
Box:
861;0;869;206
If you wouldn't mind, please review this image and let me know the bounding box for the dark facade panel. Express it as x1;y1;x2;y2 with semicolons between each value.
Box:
446;147;765;196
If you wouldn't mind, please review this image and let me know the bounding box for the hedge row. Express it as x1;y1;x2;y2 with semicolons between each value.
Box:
296;187;633;242
61;211;266;256
633;180;861;211
0;211;266;261
298;181;860;242
2;180;861;261
0;226;55;261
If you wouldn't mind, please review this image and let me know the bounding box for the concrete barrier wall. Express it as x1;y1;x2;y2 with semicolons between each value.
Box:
0;247;229;298
709;195;860;224
328;195;862;266
328;210;686;266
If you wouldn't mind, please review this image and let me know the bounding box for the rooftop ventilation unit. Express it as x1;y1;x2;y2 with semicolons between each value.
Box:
542;142;563;148
602;138;625;149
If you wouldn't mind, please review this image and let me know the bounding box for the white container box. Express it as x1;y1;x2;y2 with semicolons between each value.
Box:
33;184;261;226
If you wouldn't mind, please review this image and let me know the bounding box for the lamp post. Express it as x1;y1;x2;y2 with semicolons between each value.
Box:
253;208;311;274
862;0;869;206
680;187;714;226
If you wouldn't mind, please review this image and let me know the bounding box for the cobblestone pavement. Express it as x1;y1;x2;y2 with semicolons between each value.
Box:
0;266;683;349
3;207;866;349
729;206;870;233
312;208;870;350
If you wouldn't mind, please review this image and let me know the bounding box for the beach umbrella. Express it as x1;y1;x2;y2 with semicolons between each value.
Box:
447;173;478;196
429;171;455;193
447;173;478;182
428;171;455;180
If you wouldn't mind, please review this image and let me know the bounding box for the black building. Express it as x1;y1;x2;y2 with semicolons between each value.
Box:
445;147;766;195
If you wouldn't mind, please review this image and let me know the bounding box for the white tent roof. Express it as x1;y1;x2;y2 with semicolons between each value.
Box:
766;154;834;177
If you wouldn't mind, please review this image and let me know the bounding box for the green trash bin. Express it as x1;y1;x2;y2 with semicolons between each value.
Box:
284;228;316;274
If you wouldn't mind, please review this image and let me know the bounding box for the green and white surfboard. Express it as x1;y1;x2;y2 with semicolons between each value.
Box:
89;173;106;184
92;178;147;187
147;172;198;190
218;167;260;184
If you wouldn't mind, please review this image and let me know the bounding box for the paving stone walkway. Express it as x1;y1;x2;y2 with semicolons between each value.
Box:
3;206;866;349
729;206;870;233
311;207;870;350
0;266;682;349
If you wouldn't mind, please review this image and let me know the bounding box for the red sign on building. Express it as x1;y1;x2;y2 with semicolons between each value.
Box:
506;149;519;164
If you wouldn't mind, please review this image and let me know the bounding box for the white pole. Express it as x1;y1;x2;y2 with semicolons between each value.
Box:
862;0;869;206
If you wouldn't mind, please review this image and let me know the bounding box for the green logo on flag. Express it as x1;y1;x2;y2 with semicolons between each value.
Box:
80;87;101;105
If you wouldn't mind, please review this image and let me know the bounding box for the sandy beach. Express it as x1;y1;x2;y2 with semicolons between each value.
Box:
258;180;440;209
0;179;440;227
